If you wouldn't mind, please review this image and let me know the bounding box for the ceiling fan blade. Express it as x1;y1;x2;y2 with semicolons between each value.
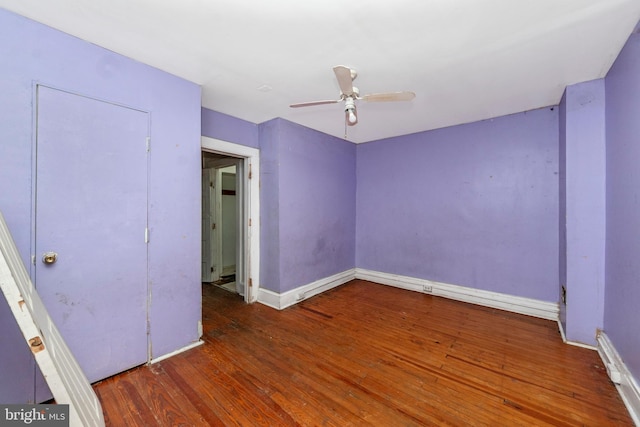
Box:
333;65;355;97
362;91;416;102
290;99;339;108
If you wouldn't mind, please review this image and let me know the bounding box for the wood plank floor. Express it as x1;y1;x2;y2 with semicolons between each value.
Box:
93;280;633;426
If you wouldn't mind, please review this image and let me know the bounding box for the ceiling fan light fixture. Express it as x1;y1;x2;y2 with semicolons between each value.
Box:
345;97;357;125
346;108;357;125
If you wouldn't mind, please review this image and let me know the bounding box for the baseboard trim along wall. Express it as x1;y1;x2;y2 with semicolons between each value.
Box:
258;269;356;310
355;268;559;321
596;330;640;425
557;320;597;350
257;267;558;321
150;340;204;365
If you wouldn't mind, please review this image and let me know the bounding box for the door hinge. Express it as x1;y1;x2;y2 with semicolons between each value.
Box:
248;218;252;227
212;223;216;230
146;137;150;152
248;163;252;180
248;278;253;288
145;228;149;243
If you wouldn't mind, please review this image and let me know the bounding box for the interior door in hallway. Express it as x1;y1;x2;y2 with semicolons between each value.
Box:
34;86;149;389
202;167;219;282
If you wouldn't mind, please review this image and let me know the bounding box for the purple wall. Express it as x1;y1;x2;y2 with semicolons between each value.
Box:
605;28;640;380
558;92;568;332
258;119;356;293
559;79;606;346
258;119;283;291
0;9;201;402
357;108;559;301
201;108;259;149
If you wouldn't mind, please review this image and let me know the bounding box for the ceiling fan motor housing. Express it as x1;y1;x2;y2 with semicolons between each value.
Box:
343;86;360;99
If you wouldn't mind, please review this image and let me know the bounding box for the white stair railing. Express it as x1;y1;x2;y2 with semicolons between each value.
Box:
0;212;105;427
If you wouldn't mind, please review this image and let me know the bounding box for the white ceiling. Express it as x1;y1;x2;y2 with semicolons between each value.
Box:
2;1;640;143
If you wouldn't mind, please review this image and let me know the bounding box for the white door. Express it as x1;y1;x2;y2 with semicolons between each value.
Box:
34;86;149;388
220;169;237;277
202;168;219;282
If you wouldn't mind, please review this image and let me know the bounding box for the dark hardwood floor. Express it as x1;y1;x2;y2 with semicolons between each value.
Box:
93;280;633;426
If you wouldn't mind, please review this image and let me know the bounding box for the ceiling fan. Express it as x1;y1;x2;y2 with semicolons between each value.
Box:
290;65;415;127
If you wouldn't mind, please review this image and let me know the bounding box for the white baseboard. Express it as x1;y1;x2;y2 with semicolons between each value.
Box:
257;268;356;310
355;268;559;321
558;319;568;342
256;267;558;320
597;331;640;425
150;340;204;364
256;287;281;310
557;320;597;350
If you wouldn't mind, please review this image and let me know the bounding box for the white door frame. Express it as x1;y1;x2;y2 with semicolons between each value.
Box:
201;137;260;303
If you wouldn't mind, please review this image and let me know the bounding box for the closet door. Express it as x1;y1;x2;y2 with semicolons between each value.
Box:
34;86;149;396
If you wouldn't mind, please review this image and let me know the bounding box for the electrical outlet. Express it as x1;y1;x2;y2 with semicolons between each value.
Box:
423;284;433;293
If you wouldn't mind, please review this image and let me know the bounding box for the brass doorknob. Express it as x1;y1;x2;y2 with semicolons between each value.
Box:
42;252;58;264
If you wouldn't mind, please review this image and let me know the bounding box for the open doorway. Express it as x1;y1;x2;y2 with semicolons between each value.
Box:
202;153;242;295
201;136;260;304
